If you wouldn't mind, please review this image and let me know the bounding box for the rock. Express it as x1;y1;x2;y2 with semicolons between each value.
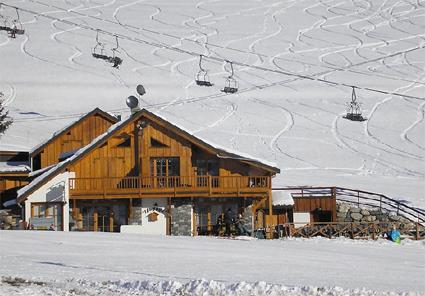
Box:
351;212;363;221
337;212;347;218
350;207;361;213
363;215;376;222
369;210;382;216
337;203;350;213
336;217;345;222
388;211;397;217
360;209;370;216
399;217;410;224
344;217;353;222
389;215;401;222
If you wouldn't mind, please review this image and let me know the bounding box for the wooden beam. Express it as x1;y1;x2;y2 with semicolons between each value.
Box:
267;190;273;239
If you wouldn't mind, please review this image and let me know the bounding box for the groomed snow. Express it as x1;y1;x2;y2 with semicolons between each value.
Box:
0;231;423;295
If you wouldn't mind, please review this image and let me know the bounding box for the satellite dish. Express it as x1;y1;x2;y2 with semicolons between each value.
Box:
126;95;139;109
136;84;146;96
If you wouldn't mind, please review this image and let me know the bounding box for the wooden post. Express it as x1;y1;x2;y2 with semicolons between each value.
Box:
357;191;360;208
109;214;114;232
72;199;77;220
208;175;212;197
267;191;273;239
166;197;171;236
77;212;83;230
416;222;419;240
207;211;212;234
93;212;98;232
331;187;337;222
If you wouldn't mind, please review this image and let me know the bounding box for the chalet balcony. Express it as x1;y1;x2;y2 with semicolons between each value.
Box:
69;176;271;199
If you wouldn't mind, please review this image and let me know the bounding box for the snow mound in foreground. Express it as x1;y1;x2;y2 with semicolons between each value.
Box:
1;277;420;296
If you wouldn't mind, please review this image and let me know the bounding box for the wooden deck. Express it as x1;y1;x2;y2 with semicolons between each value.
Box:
69;175;271;199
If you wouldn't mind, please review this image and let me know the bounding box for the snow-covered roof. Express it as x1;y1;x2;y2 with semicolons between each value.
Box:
150;111;279;169
18;108;280;202
0;161;30;174
3;199;17;207
29;164;55;178
272;190;294;206
30;108;118;155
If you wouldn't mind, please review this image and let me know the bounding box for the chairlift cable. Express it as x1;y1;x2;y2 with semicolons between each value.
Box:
25;0;425;78
1;2;424;101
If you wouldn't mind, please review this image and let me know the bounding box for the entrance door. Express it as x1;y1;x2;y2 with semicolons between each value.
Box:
80;203;128;232
194;203;238;236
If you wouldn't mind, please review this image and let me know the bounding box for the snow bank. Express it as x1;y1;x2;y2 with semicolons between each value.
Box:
0;231;423;295
1;277;420;296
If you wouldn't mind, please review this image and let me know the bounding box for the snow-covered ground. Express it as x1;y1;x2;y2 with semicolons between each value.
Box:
0;231;424;295
0;0;424;207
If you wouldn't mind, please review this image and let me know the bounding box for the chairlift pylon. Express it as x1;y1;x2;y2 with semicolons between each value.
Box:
344;86;366;121
195;55;213;87
221;61;238;94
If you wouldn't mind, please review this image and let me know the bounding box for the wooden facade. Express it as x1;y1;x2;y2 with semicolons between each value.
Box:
292;188;337;222
18;109;279;236
0;151;30;212
30;108;118;171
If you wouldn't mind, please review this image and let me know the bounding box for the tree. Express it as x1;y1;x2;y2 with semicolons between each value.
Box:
0;92;13;136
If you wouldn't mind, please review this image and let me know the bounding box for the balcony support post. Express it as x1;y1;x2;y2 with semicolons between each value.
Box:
267;190;273;239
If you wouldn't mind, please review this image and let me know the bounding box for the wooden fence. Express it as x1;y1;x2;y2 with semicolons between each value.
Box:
274;222;424;240
273;186;425;225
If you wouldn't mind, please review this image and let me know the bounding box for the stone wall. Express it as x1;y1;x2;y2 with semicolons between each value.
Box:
171;199;192;236
128;199;142;225
336;202;413;226
242;205;253;234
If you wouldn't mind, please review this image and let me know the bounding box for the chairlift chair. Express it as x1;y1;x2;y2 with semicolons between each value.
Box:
344;87;366;121
109;35;123;68
9;19;25;38
222;76;238;94
92;30;107;59
0;9;25;38
221;61;238;94
195;55;213;87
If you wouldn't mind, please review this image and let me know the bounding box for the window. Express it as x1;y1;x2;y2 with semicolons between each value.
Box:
31;203;63;230
150;138;168;148
196;160;218;176
151;157;180;176
151;157;180;187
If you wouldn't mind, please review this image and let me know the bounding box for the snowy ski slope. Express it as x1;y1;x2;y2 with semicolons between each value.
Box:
0;0;424;207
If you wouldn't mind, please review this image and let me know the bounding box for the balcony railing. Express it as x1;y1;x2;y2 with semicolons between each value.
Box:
69;175;270;198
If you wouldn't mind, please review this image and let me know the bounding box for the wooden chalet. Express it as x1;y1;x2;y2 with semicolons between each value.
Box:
17;108;280;235
0;151;30;212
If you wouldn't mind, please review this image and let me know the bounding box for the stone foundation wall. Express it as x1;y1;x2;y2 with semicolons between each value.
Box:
337;202;413;226
171;199;192;236
243;205;253;234
128;199;142;225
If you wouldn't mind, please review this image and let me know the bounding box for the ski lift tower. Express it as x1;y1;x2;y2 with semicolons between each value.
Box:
344;87;366;121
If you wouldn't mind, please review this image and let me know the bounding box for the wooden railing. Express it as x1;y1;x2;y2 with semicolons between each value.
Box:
272;222;425;240
273;186;425;225
69;175;270;198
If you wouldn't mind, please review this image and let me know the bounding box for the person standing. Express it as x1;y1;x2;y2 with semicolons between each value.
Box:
224;208;233;237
